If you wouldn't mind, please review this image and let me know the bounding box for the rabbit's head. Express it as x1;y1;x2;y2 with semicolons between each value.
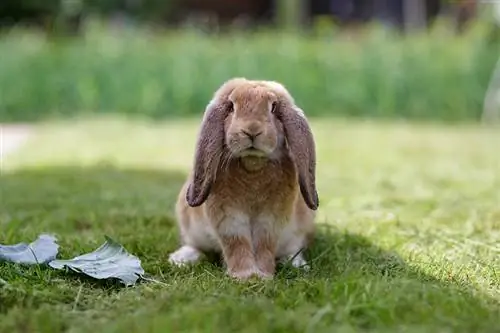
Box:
186;78;319;211
224;83;283;158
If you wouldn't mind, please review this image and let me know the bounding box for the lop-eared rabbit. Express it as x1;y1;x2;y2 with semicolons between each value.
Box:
169;78;319;280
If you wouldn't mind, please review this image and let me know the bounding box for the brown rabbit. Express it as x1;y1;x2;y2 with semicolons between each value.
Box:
168;78;319;280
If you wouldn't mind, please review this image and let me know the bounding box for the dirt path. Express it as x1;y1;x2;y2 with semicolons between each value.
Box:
1;125;32;159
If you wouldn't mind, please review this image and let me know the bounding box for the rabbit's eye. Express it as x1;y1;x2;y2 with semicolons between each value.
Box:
228;102;234;113
270;102;277;114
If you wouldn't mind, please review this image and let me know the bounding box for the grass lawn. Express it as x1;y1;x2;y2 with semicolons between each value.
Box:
1;117;499;333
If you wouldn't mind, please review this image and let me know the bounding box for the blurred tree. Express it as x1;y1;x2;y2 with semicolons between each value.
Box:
276;0;305;30
403;0;426;32
0;0;487;35
84;0;179;23
0;0;180;33
0;0;59;29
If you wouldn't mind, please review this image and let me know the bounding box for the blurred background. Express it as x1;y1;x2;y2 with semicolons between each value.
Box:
0;0;499;124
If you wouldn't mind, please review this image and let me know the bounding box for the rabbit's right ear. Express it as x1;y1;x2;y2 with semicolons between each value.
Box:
186;98;231;207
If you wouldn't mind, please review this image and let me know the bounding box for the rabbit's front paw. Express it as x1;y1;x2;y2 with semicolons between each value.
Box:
279;252;310;270
228;267;273;281
228;267;259;280
168;245;202;267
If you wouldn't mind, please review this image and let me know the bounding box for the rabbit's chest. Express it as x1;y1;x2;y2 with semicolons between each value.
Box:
211;157;299;214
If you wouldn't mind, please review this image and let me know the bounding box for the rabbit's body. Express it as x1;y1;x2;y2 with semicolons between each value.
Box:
168;78;319;280
171;156;315;274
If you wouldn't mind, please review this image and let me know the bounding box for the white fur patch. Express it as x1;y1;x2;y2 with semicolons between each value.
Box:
290;252;310;270
217;212;251;237
179;212;252;254
279;252;310;270
168;245;202;266
251;215;280;248
183;222;220;253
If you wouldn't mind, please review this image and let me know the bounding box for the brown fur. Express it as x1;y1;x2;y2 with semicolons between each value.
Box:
170;78;319;280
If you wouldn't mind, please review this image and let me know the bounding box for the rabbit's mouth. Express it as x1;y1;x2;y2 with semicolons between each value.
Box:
239;147;267;157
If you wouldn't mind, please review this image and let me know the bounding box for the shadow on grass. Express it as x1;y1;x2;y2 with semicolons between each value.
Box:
276;228;500;331
1;166;499;331
0;165;187;289
0;164;187;229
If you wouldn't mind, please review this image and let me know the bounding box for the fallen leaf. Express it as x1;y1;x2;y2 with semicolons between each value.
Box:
0;234;59;264
48;236;144;286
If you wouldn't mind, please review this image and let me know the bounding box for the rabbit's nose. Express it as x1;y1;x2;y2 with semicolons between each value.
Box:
242;129;262;141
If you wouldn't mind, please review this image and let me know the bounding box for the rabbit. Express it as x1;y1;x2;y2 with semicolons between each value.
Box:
168;77;319;280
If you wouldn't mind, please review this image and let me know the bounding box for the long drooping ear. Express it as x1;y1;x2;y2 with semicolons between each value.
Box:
276;103;319;210
186;99;231;207
186;78;248;207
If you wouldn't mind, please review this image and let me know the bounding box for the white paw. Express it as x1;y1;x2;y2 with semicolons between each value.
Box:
291;254;310;270
280;253;310;270
168;245;202;267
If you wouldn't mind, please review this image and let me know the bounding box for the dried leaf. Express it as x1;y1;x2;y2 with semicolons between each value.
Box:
48;236;144;286
0;234;59;264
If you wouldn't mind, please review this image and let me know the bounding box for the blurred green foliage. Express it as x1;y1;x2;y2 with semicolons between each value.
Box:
0;19;498;122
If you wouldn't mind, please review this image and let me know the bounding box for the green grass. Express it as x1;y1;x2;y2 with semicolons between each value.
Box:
1;117;499;332
1;19;499;122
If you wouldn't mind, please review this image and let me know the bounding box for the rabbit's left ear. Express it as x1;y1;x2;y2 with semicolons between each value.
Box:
276;102;319;210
